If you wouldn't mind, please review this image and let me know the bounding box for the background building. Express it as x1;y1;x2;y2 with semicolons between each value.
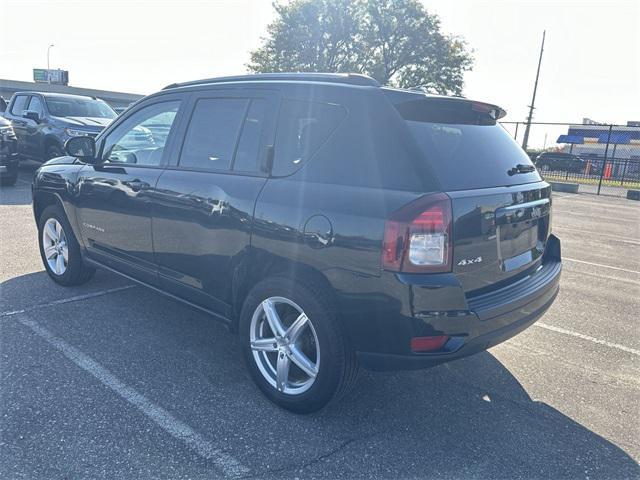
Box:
561;120;640;178
563;120;640;160
0;78;143;113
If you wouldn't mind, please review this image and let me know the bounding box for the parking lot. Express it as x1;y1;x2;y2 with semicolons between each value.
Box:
1;164;639;479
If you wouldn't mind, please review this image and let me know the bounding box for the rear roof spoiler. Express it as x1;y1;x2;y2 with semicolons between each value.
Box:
383;88;507;121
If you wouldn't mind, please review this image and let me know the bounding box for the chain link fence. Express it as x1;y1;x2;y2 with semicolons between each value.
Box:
501;121;640;197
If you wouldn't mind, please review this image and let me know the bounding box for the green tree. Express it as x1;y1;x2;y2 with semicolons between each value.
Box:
248;0;473;95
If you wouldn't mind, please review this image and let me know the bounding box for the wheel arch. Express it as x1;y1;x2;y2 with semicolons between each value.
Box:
33;190;64;223
43;134;64;158
231;253;337;332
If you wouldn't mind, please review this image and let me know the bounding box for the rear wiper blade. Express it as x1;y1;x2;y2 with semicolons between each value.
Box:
507;164;536;176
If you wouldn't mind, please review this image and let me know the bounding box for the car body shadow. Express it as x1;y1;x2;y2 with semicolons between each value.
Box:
2;270;638;479
0;163;39;206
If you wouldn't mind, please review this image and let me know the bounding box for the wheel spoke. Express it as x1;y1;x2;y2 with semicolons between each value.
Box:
60;244;69;262
250;337;278;352
55;254;64;275
288;345;318;378
262;299;286;337
45;222;57;242
55;221;62;238
276;351;291;391
285;313;309;343
44;245;57;260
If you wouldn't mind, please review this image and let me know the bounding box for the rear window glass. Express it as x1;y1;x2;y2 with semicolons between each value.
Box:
233;99;267;173
396;99;541;191
273;99;346;177
180;98;248;171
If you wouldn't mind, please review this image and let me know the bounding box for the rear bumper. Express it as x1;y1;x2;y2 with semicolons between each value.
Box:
356;235;561;371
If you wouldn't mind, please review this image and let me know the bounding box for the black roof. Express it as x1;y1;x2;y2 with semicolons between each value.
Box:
162;73;380;90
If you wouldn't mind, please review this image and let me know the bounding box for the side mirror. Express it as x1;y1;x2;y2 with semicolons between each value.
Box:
65;136;99;163
23;110;41;123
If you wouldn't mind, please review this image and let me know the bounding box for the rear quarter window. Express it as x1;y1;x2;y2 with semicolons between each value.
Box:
272;99;346;177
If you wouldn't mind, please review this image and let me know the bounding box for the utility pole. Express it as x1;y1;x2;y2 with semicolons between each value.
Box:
521;31;545;151
47;44;55;83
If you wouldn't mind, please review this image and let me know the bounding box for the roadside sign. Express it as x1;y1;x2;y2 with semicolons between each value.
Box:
33;68;69;85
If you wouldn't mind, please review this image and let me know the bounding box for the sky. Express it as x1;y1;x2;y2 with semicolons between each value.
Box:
1;0;639;144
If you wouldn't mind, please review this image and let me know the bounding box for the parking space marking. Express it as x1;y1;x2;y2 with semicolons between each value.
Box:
554;197;640;211
0;285;137;318
564;257;640;275
552;194;579;200
14;313;249;478
564;268;640;287
553;226;640;245
534;322;640;357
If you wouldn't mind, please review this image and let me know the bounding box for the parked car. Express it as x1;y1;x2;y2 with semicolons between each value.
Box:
32;73;561;413
0;115;19;186
535;151;585;173
3;92;117;162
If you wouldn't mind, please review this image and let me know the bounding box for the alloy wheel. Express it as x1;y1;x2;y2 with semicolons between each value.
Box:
42;218;68;275
249;297;320;395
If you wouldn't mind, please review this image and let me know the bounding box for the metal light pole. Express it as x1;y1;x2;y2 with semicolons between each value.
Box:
47;44;55;83
522;31;546;151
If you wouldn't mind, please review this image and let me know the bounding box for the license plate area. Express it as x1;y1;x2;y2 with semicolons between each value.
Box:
496;199;550;272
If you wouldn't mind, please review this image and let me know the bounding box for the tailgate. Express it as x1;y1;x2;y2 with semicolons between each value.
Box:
448;182;552;293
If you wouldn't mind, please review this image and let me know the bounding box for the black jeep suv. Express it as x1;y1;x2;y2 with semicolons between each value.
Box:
32;73;561;413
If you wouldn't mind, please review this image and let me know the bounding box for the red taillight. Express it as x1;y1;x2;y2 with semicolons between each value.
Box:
382;193;452;273
411;335;450;352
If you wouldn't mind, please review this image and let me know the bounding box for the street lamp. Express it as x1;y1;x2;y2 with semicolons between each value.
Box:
47;44;55;83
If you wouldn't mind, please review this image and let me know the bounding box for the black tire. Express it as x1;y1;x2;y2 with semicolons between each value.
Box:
45;143;64;161
38;204;95;286
239;276;358;413
0;165;18;186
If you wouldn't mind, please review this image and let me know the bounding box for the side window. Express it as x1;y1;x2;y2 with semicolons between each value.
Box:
179;98;248;171
233;99;267;173
272;99;346;176
11;95;29;115
102;101;180;166
27;96;44;116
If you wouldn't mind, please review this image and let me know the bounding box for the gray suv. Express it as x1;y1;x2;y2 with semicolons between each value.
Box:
3;92;117;162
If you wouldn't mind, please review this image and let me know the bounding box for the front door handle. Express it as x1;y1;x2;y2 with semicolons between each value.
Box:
127;179;150;192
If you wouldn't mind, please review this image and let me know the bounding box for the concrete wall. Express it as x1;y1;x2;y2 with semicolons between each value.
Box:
0;78;144;111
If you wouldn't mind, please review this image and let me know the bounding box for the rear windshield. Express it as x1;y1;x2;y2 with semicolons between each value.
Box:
395;98;541;191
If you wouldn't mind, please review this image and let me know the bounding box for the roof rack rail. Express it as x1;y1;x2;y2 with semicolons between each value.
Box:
162;73;380;90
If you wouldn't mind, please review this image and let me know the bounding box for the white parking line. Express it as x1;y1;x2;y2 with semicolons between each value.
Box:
564;268;640;287
0;285;137;318
553;226;640;245
554;197;640;211
534;322;640;357
15;313;249;478
564;257;640;275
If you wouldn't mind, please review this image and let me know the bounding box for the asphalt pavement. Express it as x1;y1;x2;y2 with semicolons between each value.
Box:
1;164;638;479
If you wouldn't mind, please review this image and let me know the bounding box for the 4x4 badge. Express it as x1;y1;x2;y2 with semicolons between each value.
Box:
457;256;482;266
